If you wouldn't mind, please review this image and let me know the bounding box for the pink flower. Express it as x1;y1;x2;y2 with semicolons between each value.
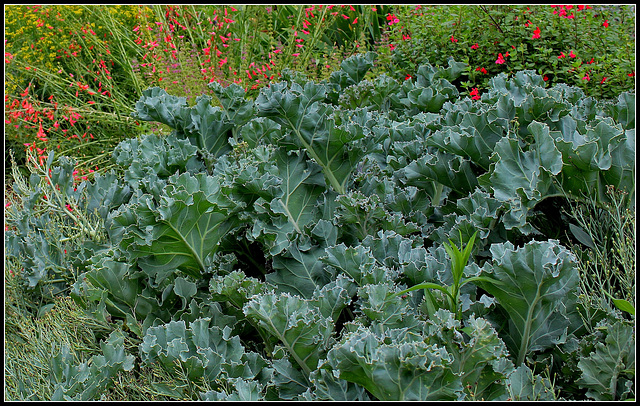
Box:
495;53;505;64
402;34;411;40
389;43;395;51
532;27;541;39
386;14;399;25
582;73;590;81
471;43;479;50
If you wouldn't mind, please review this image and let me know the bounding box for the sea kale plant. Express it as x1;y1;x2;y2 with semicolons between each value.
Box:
5;52;635;401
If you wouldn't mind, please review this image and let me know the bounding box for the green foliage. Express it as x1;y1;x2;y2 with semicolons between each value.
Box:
5;52;635;401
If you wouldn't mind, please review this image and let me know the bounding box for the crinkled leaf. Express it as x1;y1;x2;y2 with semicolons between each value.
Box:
109;172;243;285
322;326;462;401
112;133;203;189
321;243;386;287
483;121;563;230
306;368;371;401
243;292;334;375
504;364;557;401
250;149;326;256
50;330;135;401
401;150;479;195
577;321;635;401
268;241;335;298
207;81;256;127
256;82;367;193
477;240;580;364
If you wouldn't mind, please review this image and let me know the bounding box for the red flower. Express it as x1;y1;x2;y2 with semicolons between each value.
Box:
543;75;549;81
558;52;566;59
582;73;590;81
569;50;576;58
471;43;479;49
603;20;609;27
495;53;505;64
600;76;607;84
532;27;541;39
475;66;487;74
450;35;458;43
469;88;480;100
628;71;635;77
405;74;412;81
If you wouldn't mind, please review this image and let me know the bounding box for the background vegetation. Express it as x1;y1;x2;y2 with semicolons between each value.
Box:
4;4;636;401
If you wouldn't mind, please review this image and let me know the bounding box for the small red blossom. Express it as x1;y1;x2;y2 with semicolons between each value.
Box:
600;76;607;84
469;88;480;100
543;75;549;81
404;74;412;81
532;27;541;39
450;35;458;43
628;71;635;77
495;53;505;64
569;50;576;58
386;14;399;25
558;52;566;59
582;73;590;81
475;66;488;74
603;20;609;28
471;43;479;50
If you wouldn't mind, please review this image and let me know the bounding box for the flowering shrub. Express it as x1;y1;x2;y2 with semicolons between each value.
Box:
5;5;394;181
5;5;148;179
384;4;635;99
